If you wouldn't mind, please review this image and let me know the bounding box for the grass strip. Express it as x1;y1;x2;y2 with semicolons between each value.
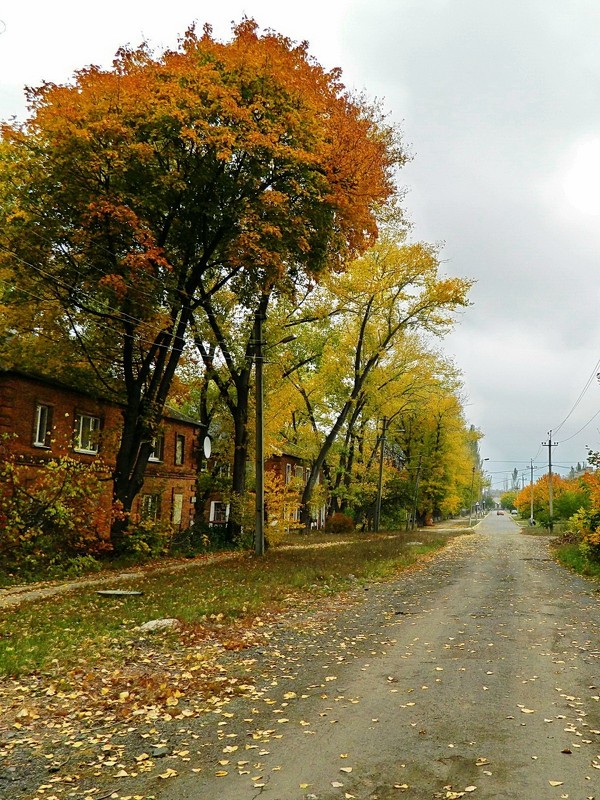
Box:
0;531;456;677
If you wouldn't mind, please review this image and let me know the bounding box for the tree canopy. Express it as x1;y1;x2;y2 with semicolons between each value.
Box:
0;19;404;548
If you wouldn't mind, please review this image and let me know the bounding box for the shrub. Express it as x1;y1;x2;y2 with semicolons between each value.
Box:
116;518;174;558
324;512;355;534
0;436;113;574
567;507;600;565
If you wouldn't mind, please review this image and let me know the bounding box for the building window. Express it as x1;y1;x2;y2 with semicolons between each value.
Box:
294;465;304;481
215;462;231;478
285;463;292;484
172;492;184;526
74;414;100;454
149;433;165;462
209;501;229;525
33;403;53;448
141;494;160;521
174;434;185;466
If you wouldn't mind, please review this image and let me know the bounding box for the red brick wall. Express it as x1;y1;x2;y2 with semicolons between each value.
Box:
0;372;199;532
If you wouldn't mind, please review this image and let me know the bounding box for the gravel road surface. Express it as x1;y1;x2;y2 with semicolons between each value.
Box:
160;514;599;800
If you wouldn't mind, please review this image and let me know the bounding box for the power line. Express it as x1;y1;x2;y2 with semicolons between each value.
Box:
0;276;177;354
556;407;600;443
553;355;600;435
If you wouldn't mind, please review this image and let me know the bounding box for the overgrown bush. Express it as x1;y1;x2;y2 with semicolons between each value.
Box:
117;517;174;559
324;512;355;534
567;507;600;564
0;437;113;575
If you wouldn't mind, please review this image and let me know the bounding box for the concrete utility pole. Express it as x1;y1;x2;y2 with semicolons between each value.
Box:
374;417;387;533
542;431;558;532
530;458;535;525
411;454;423;531
254;311;265;556
468;465;476;528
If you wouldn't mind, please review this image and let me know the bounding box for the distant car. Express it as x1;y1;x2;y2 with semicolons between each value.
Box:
496;510;504;515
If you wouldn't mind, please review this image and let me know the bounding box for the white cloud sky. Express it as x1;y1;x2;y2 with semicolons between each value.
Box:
2;0;600;485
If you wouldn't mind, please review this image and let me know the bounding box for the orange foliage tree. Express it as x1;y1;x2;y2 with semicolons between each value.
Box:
0;20;403;550
514;473;588;525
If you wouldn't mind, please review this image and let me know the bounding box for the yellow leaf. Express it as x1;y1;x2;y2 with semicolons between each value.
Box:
549;781;564;787
159;768;178;779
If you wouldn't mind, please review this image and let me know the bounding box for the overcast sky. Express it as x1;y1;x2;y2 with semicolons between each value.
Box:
2;0;600;490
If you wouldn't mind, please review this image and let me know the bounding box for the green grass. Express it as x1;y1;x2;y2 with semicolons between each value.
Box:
551;542;600;581
0;530;458;678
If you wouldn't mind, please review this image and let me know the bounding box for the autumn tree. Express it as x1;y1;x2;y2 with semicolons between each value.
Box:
514;473;587;526
0;20;402;550
272;232;472;529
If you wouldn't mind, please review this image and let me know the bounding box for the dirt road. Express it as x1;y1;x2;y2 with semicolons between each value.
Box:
160;515;599;800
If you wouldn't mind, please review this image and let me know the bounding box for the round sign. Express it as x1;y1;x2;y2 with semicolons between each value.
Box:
203;435;212;459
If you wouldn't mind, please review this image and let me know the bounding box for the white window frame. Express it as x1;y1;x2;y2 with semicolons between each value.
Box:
33;403;52;448
285;463;292;484
209;501;230;524
148;433;165;462
74;414;100;454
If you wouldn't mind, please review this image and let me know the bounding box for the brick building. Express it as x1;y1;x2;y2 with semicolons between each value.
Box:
203;451;326;532
0;369;199;532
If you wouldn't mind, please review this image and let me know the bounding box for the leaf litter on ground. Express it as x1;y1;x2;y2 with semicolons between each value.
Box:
0;529;462;799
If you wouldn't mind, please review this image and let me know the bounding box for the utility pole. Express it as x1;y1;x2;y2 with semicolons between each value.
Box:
529;458;534;525
374;417;387;533
254;311;265;556
411;454;423;531
468;465;476;528
542;431;558;532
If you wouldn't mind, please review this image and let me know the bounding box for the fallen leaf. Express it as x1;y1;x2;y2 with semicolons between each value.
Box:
549;781;564;787
159;768;178;779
